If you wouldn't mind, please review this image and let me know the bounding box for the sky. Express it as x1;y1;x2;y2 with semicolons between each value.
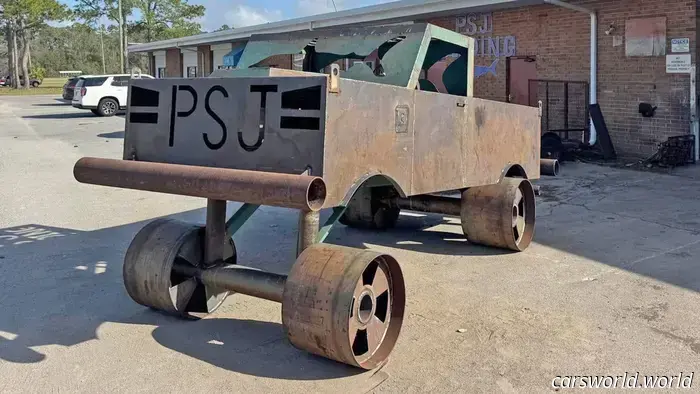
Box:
57;0;397;32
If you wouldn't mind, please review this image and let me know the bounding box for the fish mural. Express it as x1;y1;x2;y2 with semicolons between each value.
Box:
475;58;499;78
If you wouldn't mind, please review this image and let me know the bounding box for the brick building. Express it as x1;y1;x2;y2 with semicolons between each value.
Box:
127;0;700;159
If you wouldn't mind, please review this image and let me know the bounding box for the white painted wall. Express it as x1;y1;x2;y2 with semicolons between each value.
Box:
154;51;166;78
211;43;232;70
182;49;198;77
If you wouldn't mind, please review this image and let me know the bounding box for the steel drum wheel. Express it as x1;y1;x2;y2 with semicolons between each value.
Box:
460;177;536;251
282;244;405;369
123;218;237;319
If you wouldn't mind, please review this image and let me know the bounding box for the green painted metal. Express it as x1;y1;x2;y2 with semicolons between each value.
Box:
315;206;347;243
228;23;475;96
225;203;259;238
236;39;309;69
343;33;425;88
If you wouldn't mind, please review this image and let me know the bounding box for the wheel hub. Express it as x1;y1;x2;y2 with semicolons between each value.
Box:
356;288;376;325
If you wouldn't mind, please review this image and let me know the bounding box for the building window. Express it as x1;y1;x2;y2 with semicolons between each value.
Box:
157;67;166;78
187;66;197;78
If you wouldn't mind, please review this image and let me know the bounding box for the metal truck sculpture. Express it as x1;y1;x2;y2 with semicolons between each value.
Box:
73;23;541;370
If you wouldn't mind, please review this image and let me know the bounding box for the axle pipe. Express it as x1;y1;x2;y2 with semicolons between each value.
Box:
389;195;461;216
173;261;287;303
73;157;327;211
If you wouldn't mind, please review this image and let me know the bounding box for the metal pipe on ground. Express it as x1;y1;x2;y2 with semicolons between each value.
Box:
73;157;327;211
388;195;462;216
541;158;560;176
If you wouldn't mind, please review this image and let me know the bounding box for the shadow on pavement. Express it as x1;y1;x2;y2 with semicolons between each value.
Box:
150;317;362;379
32;103;71;107
23;113;126;120
23;112;99;119
97;131;124;139
328;211;513;257
0;207;363;380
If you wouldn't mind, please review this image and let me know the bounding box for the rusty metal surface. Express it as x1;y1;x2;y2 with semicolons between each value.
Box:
460;177;536;251
322;78;415;206
540;158;560;176
123;76;327;176
391;195;461;217
321;81;540;205
119;23;540;210
296;210;319;257
204;199;227;266
282;243;405;370
197;265;287;303
411;93;540;194
73;157;327;211
123;218;235;319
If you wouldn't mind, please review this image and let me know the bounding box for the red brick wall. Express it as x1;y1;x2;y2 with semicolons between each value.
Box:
425;0;698;158
165;48;182;78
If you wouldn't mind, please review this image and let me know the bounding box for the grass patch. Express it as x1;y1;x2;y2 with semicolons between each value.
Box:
0;87;63;96
41;78;70;88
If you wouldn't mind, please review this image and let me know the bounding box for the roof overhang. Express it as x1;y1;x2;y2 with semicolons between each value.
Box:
127;0;545;53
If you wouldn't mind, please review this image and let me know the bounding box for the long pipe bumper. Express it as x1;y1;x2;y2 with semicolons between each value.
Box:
74;157;327;211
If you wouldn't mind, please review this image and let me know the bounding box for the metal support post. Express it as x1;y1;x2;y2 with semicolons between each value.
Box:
297;209;320;257
205;199;227;266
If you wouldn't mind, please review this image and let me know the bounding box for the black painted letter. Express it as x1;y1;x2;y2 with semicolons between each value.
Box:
243;84;278;152
168;85;198;147
203;85;228;150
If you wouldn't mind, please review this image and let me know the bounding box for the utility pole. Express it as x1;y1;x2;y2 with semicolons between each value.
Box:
117;0;124;73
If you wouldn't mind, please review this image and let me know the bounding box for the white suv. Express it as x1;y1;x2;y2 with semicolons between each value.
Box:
72;73;154;117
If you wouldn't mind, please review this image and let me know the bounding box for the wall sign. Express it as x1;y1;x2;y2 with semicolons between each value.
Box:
671;38;690;53
666;54;691;74
455;13;516;58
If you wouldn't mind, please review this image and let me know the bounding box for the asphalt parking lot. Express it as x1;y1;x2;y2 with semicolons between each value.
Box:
2;95;700;393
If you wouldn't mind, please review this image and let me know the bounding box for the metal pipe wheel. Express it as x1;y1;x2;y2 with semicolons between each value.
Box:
460;177;536;251
123;218;237;319
282;244;405;370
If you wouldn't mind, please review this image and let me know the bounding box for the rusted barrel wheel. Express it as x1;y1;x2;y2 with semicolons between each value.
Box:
460;177;536;251
282;244;405;369
123;218;237;319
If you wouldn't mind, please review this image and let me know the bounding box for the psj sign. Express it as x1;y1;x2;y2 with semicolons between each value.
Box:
456;13;516;58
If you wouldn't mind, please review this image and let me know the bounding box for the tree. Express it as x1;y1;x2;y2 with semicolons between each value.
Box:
214;24;230;32
74;0;133;72
130;0;204;42
0;0;69;88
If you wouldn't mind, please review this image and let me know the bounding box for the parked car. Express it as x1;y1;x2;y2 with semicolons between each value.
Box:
72;73;154;117
62;77;81;100
0;75;42;87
